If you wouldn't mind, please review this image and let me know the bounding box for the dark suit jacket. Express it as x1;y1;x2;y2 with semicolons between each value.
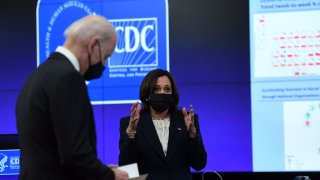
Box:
119;110;207;180
16;52;114;180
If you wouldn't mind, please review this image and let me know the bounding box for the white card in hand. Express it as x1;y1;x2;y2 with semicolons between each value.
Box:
118;163;140;178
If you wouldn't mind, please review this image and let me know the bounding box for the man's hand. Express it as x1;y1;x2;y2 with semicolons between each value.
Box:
109;166;129;180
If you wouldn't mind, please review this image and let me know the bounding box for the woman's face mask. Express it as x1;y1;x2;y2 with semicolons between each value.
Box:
149;93;173;113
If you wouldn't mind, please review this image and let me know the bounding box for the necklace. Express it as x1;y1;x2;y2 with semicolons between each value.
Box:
152;115;169;120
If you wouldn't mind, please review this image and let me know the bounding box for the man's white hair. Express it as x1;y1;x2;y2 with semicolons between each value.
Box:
64;15;115;45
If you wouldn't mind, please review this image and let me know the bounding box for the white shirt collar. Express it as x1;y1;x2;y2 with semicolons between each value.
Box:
55;46;80;72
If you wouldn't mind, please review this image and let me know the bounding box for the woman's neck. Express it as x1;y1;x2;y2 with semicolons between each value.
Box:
150;108;169;120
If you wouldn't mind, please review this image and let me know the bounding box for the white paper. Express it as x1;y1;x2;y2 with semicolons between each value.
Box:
118;163;140;178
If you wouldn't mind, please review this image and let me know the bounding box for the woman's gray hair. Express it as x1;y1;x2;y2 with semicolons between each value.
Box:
64;15;116;45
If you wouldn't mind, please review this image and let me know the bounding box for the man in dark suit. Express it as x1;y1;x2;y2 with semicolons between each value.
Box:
16;15;128;180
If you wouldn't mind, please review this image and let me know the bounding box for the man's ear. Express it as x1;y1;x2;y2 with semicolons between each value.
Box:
87;38;98;54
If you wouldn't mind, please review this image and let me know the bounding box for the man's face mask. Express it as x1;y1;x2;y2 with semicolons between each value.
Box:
84;41;105;80
149;93;173;113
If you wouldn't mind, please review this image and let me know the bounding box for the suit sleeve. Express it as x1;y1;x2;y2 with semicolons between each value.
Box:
118;117;138;165
49;72;114;180
188;114;207;171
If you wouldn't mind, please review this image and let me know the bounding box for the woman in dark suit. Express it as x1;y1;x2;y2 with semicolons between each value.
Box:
119;69;207;180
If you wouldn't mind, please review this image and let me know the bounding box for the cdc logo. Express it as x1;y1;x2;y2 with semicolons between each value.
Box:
10;156;20;170
10;157;19;165
109;18;158;68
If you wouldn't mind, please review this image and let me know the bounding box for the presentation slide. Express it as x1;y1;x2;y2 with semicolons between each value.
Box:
250;0;320;171
37;0;169;104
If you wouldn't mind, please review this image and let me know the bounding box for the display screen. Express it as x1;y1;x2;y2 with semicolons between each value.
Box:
250;0;320;171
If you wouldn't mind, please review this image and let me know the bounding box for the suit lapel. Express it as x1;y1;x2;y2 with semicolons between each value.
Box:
139;113;166;160
166;111;184;162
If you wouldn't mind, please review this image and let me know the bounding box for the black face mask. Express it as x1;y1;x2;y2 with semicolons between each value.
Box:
149;93;173;113
84;41;105;80
83;61;105;80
